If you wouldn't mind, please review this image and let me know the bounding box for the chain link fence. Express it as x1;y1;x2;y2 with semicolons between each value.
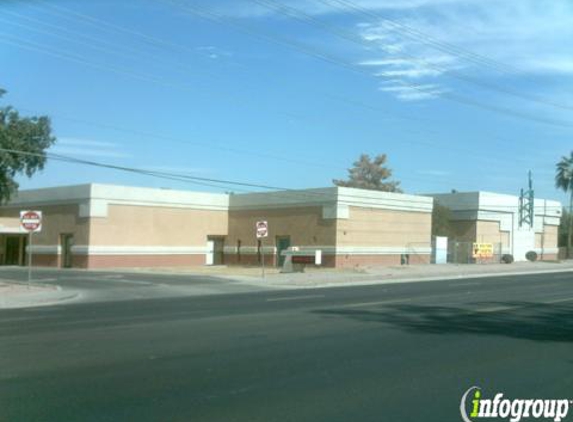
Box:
448;241;503;264
404;242;433;265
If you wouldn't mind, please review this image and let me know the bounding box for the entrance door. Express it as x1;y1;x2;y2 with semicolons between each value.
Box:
206;240;215;265
206;237;225;265
61;234;74;268
276;236;291;267
4;236;23;266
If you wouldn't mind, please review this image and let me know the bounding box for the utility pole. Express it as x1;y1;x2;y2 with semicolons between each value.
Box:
569;187;573;259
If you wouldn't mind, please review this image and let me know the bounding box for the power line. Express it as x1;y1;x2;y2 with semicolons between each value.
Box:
250;0;573;111
0;34;202;92
0;32;329;126
0;147;445;204
31;0;201;56
18;0;429;125
0;11;214;80
0;16;425;134
320;0;533;78
2;5;566;182
7;2;572;133
0;18;559;169
14;104;555;188
12;101;560;181
1;16;549;169
0;147;255;192
159;0;573;129
0;147;563;210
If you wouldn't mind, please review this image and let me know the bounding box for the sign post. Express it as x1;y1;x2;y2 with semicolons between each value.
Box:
20;210;42;288
256;220;269;279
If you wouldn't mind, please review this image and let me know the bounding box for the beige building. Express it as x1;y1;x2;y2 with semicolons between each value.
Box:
0;184;433;269
430;191;561;261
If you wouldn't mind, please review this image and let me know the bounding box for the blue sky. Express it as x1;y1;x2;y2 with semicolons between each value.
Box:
1;0;572;202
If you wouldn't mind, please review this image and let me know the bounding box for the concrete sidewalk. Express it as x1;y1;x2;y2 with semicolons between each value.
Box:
243;260;573;288
0;280;80;309
101;260;573;288
2;261;572;309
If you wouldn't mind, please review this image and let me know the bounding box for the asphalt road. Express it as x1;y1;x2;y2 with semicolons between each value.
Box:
2;270;573;422
0;267;276;303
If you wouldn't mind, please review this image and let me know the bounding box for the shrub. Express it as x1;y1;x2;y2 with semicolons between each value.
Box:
525;251;538;262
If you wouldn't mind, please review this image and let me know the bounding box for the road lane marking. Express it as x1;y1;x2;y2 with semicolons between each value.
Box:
474;297;573;313
339;298;412;308
449;282;482;287
525;282;568;290
79;278;155;286
475;305;520;313
543;297;573;304
266;294;325;302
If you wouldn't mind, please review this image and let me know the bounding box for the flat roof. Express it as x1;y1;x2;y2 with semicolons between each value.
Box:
2;183;433;213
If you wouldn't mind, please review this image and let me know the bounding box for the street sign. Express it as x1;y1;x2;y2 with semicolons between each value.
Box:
20;210;42;233
256;220;268;239
20;210;42;287
473;242;494;259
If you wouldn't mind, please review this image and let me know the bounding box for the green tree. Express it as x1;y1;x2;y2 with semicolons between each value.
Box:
333;154;401;192
556;152;573;258
432;203;453;238
0;89;55;203
558;207;572;248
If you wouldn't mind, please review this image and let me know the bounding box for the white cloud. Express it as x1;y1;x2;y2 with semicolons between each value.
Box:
375;68;442;79
53;138;130;159
354;0;573;100
221;0;573;103
521;58;573;75
379;82;445;101
195;45;233;60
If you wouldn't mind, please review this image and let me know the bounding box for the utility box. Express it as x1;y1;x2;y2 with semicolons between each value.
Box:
280;248;322;273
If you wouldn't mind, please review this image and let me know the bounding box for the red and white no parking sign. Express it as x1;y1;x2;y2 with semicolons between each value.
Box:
256;220;268;239
20;210;43;233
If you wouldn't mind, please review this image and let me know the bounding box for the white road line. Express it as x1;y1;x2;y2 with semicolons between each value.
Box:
474;297;573;313
80;278;154;286
450;282;482;287
525;282;567;290
266;294;325;302
475;305;520;313
339;298;412;309
543;297;573;304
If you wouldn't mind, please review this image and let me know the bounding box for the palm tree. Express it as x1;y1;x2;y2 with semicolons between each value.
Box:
556;152;573;258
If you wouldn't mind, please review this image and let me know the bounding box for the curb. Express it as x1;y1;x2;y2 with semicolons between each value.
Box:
245;267;573;290
0;291;81;310
0;277;60;291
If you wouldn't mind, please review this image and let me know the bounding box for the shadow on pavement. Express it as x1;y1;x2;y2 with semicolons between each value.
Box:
314;302;573;343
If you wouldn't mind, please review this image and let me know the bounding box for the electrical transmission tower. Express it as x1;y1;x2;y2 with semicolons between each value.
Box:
519;171;534;228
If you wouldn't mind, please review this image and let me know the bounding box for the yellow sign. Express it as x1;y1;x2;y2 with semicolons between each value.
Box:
473;243;494;258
